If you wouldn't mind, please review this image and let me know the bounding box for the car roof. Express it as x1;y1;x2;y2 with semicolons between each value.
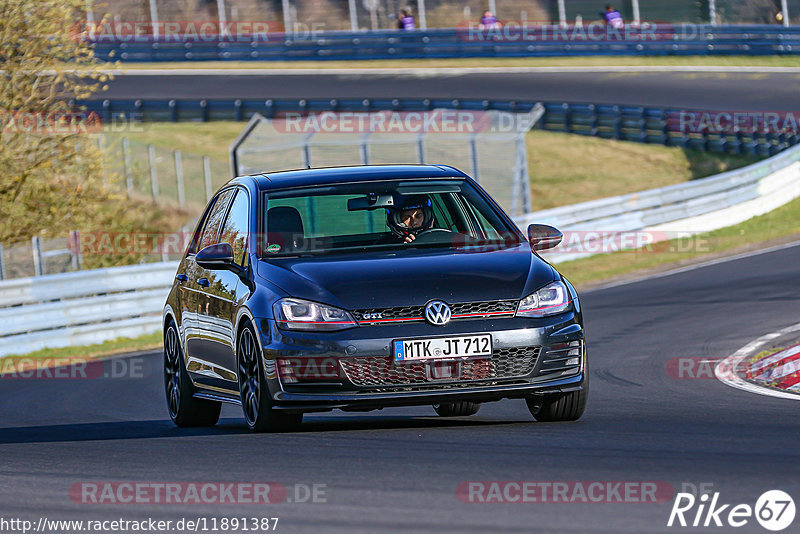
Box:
240;164;470;191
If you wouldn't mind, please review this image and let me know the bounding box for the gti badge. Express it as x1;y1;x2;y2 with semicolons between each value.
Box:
362;312;383;320
425;301;452;326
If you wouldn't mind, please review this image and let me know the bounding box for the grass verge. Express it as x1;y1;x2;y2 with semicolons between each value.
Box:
525;131;757;210
0;332;162;373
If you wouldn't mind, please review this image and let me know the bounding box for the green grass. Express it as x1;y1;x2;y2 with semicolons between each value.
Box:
525;130;757;210
557;194;800;288
0;332;162;372
103;55;800;70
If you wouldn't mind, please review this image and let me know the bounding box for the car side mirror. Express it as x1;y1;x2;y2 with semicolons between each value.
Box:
527;224;563;251
196;243;236;270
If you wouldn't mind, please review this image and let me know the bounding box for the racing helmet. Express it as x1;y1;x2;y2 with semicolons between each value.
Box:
386;194;434;238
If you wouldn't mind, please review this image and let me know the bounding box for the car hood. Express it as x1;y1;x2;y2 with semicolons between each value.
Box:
256;244;555;310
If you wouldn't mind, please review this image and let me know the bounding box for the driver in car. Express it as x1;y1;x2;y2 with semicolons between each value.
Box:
386;195;435;243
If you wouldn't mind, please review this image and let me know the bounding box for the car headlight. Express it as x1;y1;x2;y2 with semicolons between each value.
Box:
273;298;357;331
516;281;572;317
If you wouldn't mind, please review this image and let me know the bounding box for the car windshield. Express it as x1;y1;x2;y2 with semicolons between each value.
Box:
259;179;522;257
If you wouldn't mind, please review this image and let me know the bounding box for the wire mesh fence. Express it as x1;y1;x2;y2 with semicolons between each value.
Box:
98;135;232;213
232;107;543;217
89;0;800;34
0;136;232;281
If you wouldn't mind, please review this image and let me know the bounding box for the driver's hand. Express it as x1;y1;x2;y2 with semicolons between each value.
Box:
404;234;416;243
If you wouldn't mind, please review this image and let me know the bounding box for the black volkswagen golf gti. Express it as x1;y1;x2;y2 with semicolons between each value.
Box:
163;164;587;431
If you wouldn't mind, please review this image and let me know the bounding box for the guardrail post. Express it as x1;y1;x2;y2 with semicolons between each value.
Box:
638;108;647;142
174;150;185;207
360;133;370;165
632;0;641;25
557;0;566;26
301;132;313;168
469;135;479;182
102;99;111;123
122;137;133;196
416;134;426;163
613;106;622;140
68;231;82;271
203;156;213;201
781;0;789;27
347;0;357;31
32;236;44;277
200;100;208;122
281;0;292;37
0;244;5;280
148;144;159;202
169;99;177;122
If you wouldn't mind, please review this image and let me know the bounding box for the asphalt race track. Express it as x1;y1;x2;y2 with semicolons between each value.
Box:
2;242;799;533
100;69;800;111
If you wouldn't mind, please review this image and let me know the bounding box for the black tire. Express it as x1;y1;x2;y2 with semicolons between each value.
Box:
164;320;221;427
526;388;587;422
432;402;481;417
237;321;302;433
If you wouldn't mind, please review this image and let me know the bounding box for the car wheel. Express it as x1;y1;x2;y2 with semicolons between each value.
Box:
164;320;221;427
432;402;481;417
237;321;302;432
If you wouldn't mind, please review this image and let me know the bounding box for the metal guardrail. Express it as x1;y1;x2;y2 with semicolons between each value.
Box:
81;98;800;156
0;262;176;357
517;142;800;263
90;25;800;62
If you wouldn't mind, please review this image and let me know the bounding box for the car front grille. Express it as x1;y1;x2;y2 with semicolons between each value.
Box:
353;299;518;325
339;346;540;388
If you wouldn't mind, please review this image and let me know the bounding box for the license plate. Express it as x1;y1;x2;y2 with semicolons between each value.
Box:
393;334;492;362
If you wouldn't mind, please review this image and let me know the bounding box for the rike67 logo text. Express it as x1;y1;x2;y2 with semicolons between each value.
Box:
668;490;795;531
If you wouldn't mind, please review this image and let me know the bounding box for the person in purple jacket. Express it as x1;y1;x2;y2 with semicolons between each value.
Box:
602;4;624;28
397;9;416;31
479;11;501;30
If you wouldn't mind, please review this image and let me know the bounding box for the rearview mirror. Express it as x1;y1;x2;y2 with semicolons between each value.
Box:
527;224;563;251
196;243;235;270
347;193;395;211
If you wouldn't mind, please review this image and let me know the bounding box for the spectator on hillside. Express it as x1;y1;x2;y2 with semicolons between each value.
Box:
397;9;416;31
602;4;624;28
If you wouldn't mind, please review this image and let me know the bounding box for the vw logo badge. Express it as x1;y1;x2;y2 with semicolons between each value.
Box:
425;301;451;326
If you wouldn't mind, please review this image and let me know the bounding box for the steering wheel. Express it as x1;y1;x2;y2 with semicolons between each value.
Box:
411;228;454;244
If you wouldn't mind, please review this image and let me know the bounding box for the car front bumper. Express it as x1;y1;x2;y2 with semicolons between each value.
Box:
256;312;586;413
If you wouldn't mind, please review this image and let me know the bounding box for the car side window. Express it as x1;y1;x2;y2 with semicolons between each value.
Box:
198;189;235;251
219;189;250;266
